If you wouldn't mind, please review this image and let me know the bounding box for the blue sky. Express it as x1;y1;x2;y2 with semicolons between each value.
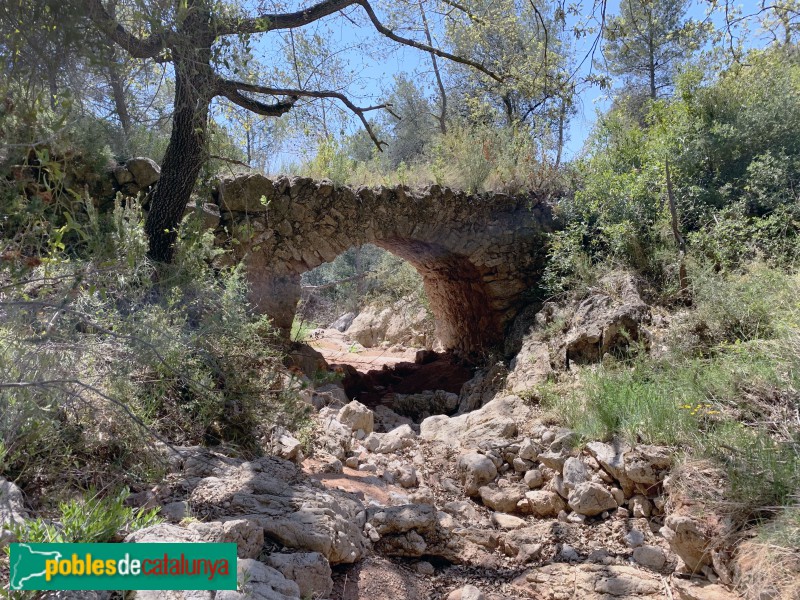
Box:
247;0;766;167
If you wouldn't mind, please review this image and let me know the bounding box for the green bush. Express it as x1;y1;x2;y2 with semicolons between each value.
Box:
11;488;162;544
1;197;310;497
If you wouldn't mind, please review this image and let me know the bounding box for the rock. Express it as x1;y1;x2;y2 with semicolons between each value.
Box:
285;343;328;380
503;523;557;563
373;405;414;432
330;312;356;332
0;478;27;527
670;578;738;600
537;450;569;472
112;165;134;185
567;482;618;516
633;545;667;571
446;584;485;600
125;157;160;188
365;503;457;559
518;438;539;461
367;504;437;537
479;484;526;513
550;429;580;452
395;465;418;488
365;424;416;453
562;273;650;365
338;401;374;434
317;413;352;460
126;519;264;559
661;515;713;572
317;453;343;474
414;560;435;575
160;501;189;522
218;174;275;213
491;513;527;530
524;469;544;489
273;433;304;463
512;563;663;599
624;529;645;548
347;298;433;348
216;558;300;600
625;445;672;486
457;362;508;413
420;395;532;448
457;453;498;497
506;340;552;394
513;457;534;472
562;457;590;491
525;490;567;518
392;390;459;419
630;494;653;518
264;552;333;599
183;202;221;230
184;453;367;564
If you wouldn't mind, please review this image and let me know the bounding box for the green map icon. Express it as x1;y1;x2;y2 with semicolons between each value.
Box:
10;544;63;590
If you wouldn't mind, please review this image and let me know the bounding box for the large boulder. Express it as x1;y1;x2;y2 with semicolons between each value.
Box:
126;519;264;559
0;478;27;527
511;563;664;599
218;174;275;213
561;273;650;366
661;515;715;573
125;157;161;188
174;451;367;565
365;504;467;562
420;395;532;449
338;400;374;434
263;552;332;599
506;340;553;394
567;482;618;516
347;298;433;348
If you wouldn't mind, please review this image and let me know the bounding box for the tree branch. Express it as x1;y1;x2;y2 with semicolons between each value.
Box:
220;80;390;149
220;87;299;117
83;0;169;59
215;0;357;35
357;0;503;83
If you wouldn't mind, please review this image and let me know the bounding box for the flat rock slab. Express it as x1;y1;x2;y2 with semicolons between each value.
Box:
174;449;367;565
512;563;666;599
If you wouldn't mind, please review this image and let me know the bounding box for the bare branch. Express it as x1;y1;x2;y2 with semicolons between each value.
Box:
215;0;357;36
358;0;503;83
209;154;252;169
83;0;169;59
220;80;390;150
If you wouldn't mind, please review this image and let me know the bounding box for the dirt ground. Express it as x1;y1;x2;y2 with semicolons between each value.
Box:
308;328;420;372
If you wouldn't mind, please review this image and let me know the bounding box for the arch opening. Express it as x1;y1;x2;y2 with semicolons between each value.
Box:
250;238;504;357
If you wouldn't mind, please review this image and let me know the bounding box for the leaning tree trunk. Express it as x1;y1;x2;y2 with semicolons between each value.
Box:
145;55;212;263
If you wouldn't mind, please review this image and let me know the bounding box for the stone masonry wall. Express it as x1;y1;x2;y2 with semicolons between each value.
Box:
213;174;556;353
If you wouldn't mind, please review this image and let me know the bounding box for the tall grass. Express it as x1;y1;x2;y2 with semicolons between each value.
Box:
549;264;800;513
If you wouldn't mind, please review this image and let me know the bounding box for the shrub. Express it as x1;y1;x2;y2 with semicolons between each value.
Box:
1;197;310;498
10;488;162;544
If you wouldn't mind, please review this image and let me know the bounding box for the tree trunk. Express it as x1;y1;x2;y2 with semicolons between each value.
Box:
107;59;132;140
418;0;447;135
555;97;567;169
144;55;211;263
665;159;687;291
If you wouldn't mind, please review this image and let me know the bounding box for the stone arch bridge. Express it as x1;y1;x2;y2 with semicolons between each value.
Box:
214;175;556;353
